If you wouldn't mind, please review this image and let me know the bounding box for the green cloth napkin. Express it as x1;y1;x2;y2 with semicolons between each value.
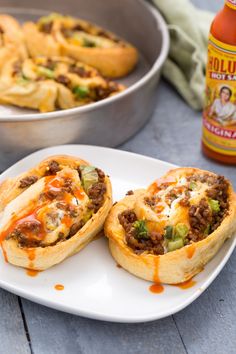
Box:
152;0;214;110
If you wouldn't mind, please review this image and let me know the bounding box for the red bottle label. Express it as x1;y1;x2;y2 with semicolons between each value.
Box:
202;34;236;156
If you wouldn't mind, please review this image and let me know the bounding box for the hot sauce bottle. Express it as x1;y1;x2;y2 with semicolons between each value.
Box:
202;0;236;164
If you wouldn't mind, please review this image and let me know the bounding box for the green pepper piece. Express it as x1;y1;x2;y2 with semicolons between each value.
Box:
73;85;90;98
83;38;96;47
80;165;94;172
209;199;220;213
133;220;149;240
82;210;94;223
164;225;173;240
175;223;189;239
17;75;29;85
37;66;54;79
204;224;211;235
189;181;197;191
39;13;63;25
167;237;184;252
80;166;98;193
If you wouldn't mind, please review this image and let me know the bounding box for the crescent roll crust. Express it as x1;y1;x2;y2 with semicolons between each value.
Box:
0;15;27;71
104;168;236;284
0;155;112;270
23;13;138;78
0;56;124;112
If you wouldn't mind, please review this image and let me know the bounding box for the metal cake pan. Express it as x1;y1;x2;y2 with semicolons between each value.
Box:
0;0;169;168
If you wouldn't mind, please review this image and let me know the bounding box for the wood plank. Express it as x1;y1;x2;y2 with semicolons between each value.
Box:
173;249;236;354
0;290;31;354
21;298;187;354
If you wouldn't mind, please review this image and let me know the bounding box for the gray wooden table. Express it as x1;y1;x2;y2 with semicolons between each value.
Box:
1;1;236;353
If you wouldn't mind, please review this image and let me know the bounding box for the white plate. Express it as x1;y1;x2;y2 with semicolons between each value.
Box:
0;145;235;323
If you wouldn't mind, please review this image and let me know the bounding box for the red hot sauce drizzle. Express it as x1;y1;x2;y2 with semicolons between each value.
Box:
0;173;85;266
149;256;164;294
186;244;196;259
148;176;176;195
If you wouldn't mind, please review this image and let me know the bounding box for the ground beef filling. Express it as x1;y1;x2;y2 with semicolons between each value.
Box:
188;175;229;242
188;198;212;242
118;210;164;255
45;160;61;175
55;74;71;86
69;65;92;78
6;220;42;248
206;175;229;231
144;195;161;207
41;59;56;70
12;60;22;76
94;84;118;100
88;182;106;212
119;174;229;253
39;21;53;34
19;175;38;188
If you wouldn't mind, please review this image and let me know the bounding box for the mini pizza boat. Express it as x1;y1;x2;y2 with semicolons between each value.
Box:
105;168;236;284
23;13;138;78
0;15;27;71
0;56;124;112
0;155;112;270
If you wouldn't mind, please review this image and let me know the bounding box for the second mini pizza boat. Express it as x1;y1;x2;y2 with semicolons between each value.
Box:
23;13;138;78
0;56;124;112
0;15;27;72
0;155;112;270
105;167;236;284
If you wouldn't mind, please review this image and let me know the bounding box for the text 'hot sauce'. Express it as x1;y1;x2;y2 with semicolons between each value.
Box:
202;0;236;164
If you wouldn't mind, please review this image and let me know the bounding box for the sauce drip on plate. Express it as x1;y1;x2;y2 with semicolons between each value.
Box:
54;284;64;291
26;269;40;277
149;283;164;294
174;279;196;289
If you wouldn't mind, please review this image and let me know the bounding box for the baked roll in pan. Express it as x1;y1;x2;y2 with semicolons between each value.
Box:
23;13;138;78
105;168;236;284
0;56;124;112
0;155;112;270
0;15;27;71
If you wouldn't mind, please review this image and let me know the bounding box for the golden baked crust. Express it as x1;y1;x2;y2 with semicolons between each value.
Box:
0;155;112;270
0;56;124;112
104;168;236;284
23;13;138;78
0;15;27;71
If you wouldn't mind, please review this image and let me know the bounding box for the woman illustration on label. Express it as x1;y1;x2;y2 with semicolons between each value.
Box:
209;86;236;126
